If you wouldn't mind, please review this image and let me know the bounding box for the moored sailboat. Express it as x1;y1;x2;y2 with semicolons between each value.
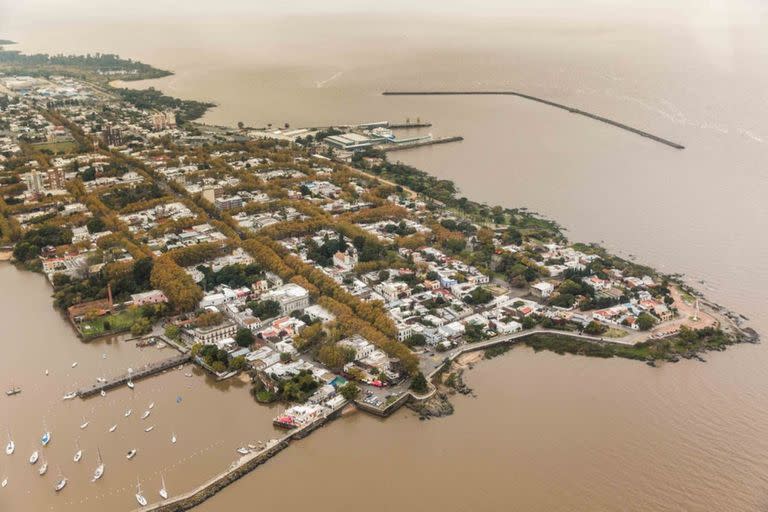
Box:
73;440;82;463
5;432;14;455
92;447;104;481
159;473;168;500
54;466;67;492
135;478;147;506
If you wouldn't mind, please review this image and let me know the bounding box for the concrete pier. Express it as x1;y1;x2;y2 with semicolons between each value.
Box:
378;136;463;152
133;401;346;512
77;353;191;398
382;91;685;150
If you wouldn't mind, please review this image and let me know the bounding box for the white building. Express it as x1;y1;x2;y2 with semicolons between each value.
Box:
260;283;310;315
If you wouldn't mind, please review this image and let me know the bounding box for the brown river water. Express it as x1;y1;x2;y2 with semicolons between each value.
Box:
2;1;768;510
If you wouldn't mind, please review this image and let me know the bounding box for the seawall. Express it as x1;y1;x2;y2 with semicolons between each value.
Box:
382;91;685;150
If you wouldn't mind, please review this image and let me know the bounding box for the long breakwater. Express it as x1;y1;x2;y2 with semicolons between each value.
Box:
382;91;685;150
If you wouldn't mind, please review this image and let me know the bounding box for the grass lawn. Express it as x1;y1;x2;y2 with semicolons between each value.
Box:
30;140;79;154
604;328;629;339
78;307;141;338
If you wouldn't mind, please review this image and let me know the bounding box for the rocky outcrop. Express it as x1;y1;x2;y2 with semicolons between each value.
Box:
407;392;454;420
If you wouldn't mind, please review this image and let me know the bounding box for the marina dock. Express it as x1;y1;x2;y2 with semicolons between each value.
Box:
382;91;685;150
77;353;191;398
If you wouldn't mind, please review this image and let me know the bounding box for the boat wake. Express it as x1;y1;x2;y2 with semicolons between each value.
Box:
315;71;343;88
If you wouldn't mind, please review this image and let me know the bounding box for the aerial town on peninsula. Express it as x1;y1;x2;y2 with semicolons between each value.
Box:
0;46;756;509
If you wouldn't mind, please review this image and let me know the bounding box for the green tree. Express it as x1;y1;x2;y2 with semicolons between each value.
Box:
339;382;360;400
164;324;181;340
131;317;152;336
584;321;607;335
235;328;255;348
228;355;246;371
637;312;657;331
247;300;281;319
405;333;426;347
410;372;428;394
86;216;107;234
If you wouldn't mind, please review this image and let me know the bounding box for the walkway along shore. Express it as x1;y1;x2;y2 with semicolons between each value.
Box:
382;91;685;150
131;329;632;511
133;401;348;512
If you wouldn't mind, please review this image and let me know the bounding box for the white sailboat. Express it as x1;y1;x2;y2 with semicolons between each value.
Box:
148;402;155;410
100;389;106;397
71;362;78;368
54;467;67;492
171;432;177;444
127;380;135;390
38;456;48;476
73;440;82;463
159;474;168;500
135;478;147;507
144;426;154;433
1;476;6;488
5;432;14;455
124;408;132;417
62;391;77;400
92;448;104;481
29;450;39;464
109;424;117;433
45;369;49;376
141;410;151;420
126;449;137;460
80;417;89;430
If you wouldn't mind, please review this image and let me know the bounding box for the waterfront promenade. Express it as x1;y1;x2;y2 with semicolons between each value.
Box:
422;328;633;379
133;400;347;512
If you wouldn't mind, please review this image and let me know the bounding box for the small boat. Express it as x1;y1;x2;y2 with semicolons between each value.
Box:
5;433;14;455
1;477;6;488
100;390;106;397
236;447;249;455
148;402;155;410
126;449;137;460
109;424;117;433
96;377;106;383
171;433;177;444
144;426;154;433
62;391;77;400
92;448;104;481
45;369;49;376
124;409;132;417
73;440;82;463
71;362;78;368
159;474;168;500
141;410;151;420
29;451;39;464
54;467;67;492
41;430;51;446
80;417;89;430
135;479;147;507
38;457;48;476
184;372;193;378
127;380;135;390
5;387;21;396
247;444;257;450
102;353;106;359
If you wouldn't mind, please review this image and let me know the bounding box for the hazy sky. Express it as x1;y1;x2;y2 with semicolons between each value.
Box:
1;0;766;27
